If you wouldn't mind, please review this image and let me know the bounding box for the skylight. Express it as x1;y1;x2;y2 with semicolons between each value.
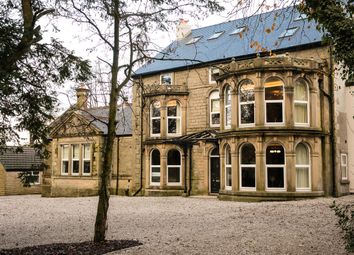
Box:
230;26;246;35
186;36;202;45
279;27;298;38
294;13;307;21
208;31;224;40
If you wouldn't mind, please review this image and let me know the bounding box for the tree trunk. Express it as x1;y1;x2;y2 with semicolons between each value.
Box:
94;0;120;242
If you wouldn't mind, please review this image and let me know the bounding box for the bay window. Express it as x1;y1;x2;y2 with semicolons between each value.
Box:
210;91;220;127
167;149;181;185
167;100;181;135
150;101;161;136
295;143;310;190
224;86;231;128
239;79;255;126
150;149;161;185
225;145;232;190
265;77;284;124
240;143;256;190
266;145;285;190
294;78;309;125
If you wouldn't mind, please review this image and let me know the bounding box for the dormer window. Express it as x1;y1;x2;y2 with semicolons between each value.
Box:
186;36;202;45
208;31;224;40
294;13;307;21
230;26;246;35
279;27;298;38
160;73;172;85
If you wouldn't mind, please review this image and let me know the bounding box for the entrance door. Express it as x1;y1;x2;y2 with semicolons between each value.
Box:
210;148;220;193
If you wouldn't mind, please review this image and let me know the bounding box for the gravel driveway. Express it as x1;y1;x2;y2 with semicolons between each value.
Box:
0;195;352;254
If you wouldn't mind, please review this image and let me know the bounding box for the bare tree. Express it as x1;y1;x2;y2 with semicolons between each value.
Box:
56;0;224;242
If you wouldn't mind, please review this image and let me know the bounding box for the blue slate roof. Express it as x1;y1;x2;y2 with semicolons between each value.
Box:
82;104;132;136
135;6;324;76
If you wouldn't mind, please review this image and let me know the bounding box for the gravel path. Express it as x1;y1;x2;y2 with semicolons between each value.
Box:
0;195;352;254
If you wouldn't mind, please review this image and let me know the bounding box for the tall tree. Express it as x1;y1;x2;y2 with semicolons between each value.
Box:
299;0;354;79
56;0;224;242
0;0;91;153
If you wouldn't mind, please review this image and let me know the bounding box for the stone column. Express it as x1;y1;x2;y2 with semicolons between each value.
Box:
220;91;225;131
231;140;239;192
286;136;296;192
181;96;188;135
161;145;167;188
285;71;294;127
160;97;167;139
256;136;265;191
255;72;264;127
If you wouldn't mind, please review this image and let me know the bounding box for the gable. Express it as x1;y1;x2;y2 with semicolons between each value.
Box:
50;112;101;138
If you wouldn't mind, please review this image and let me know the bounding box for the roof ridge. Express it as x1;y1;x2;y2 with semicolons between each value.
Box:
190;5;294;33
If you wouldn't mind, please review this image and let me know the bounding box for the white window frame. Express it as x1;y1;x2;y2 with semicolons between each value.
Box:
264;79;284;126
239;80;255;127
150;149;161;186
167;150;182;186
294;79;310;127
160;73;173;85
239;144;256;191
61;144;69;176
150;101;161;137
295;143;311;191
82;144;91;176
265;146;286;191
71;144;80;176
210;91;220;127
209;67;218;84
224;86;231;129
166;101;181;136
341;153;348;180
225;145;232;191
209;148;220;193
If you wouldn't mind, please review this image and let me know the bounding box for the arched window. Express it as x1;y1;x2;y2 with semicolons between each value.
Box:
150;101;161;136
209;148;220;193
167;149;181;185
265;77;284;124
224;86;231;128
294;78;309;126
210;91;220;127
167;100;181;135
295;143;311;190
240;143;256;190
266;145;285;190
239;79;255;125
225;145;232;190
150;149;161;185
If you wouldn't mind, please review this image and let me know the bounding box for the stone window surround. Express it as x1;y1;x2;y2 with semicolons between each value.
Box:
147;147;185;188
218;138;316;193
218;73;315;131
59;143;92;177
148;98;186;139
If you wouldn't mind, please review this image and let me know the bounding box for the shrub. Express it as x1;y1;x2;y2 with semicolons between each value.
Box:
330;201;354;252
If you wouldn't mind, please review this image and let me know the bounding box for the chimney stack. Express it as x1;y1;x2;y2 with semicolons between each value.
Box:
176;19;191;40
75;83;90;110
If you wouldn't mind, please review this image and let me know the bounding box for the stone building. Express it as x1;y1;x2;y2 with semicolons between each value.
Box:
130;6;353;200
0;147;43;196
42;86;133;197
